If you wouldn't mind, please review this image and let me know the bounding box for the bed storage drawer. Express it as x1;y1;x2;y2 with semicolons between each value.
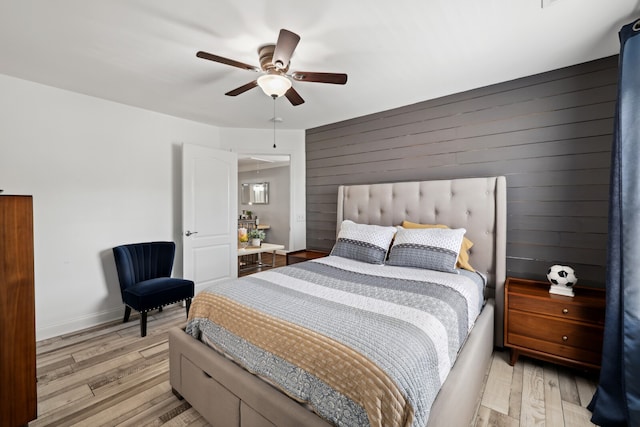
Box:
169;327;332;427
241;402;276;427
181;355;240;426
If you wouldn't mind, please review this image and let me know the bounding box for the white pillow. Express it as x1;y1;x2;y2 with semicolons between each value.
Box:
330;220;396;264
387;226;466;273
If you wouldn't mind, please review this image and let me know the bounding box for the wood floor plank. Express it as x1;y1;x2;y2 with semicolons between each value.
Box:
520;360;546;427
38;324;170;387
115;396;190;427
562;400;596;427
36;352;75;372
140;341;170;358
489;410;520;427
85;340;169;392
31;368;169;426
474;405;492;427
481;350;513;414
37;359;76;385
92;359;170;397
184;416;212;427
69;332;168;380
575;375;597;407
474;405;519;427
37;352;144;399
543;364;564;427
71;381;172;427
161;407;210;426
558;368;581;406
36;315;138;354
37;384;93;416
508;353;524;421
72;333;140;362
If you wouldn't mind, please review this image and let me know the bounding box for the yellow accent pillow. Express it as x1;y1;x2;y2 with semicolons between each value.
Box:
401;220;475;272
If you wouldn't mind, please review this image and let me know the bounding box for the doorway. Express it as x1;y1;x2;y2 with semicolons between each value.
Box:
237;154;291;251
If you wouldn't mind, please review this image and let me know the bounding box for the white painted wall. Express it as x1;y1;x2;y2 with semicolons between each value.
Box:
0;74;231;340
219;127;306;251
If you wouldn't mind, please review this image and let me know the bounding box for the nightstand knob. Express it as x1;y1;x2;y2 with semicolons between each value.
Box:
562;308;569;314
562;335;568;342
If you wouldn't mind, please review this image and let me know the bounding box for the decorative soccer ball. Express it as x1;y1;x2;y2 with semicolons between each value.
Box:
547;265;578;287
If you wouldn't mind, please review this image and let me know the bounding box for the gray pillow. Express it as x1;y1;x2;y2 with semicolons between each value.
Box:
387;226;465;273
330;220;396;264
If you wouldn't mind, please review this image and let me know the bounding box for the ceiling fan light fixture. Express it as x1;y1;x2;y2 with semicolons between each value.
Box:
197;28;346;106
257;74;292;98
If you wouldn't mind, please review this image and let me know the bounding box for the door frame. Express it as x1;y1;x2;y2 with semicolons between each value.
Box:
218;128;306;253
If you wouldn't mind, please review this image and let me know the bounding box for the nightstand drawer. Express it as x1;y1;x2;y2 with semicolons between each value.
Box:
508;294;605;324
506;332;603;366
508;311;604;353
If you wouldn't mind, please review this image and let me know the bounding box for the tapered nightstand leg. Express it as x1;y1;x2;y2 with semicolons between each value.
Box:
509;349;519;366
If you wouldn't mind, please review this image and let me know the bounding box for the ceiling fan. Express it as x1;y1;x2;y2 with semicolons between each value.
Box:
196;29;347;106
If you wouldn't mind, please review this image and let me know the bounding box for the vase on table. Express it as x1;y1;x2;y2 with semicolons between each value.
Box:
238;228;248;248
251;238;261;247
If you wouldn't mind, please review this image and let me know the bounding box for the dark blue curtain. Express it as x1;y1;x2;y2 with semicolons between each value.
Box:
588;19;640;427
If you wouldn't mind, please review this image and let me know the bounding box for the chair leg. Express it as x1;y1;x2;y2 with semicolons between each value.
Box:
185;298;192;318
123;306;132;323
140;312;148;337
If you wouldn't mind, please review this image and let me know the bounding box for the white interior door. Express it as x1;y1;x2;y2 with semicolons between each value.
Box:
183;144;237;292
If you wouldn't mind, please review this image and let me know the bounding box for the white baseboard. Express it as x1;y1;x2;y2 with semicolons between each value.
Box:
36;306;124;342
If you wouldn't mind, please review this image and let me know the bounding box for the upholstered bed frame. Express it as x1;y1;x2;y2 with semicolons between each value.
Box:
169;176;506;427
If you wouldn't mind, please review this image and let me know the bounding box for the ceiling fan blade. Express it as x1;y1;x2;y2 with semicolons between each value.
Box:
196;51;260;72
284;87;305;106
291;71;348;85
225;80;258;96
272;29;300;70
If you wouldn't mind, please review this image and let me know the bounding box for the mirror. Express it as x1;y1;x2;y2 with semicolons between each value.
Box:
241;182;269;205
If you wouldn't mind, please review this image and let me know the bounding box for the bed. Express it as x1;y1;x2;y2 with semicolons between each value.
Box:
169;176;506;427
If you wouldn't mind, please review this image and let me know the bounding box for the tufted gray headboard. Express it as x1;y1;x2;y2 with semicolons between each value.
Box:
336;176;506;347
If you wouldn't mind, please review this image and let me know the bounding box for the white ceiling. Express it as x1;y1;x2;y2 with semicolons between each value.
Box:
238;154;290;171
1;0;638;131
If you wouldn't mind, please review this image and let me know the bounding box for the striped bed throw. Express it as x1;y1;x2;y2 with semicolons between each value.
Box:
186;255;484;427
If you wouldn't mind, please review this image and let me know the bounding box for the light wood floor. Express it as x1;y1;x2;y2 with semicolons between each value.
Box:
475;351;598;426
31;262;600;427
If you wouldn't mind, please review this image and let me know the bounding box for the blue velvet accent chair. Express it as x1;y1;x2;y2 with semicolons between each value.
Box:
112;241;194;337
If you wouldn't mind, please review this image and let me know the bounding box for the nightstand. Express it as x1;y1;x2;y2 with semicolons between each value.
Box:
504;277;605;370
286;249;329;265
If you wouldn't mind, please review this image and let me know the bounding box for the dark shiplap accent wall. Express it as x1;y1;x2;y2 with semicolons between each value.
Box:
305;55;618;286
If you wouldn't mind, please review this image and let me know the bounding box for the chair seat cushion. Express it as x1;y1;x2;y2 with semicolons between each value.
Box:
123;277;194;312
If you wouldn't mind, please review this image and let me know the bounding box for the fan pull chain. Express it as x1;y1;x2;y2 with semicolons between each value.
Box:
272;95;277;148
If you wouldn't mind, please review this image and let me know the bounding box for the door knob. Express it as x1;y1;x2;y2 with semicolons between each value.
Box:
185;230;198;236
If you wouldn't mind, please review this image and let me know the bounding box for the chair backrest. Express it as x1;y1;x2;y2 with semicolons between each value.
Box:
112;241;176;293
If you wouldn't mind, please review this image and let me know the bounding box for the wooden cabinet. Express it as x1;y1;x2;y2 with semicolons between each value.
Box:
286;249;329;265
504;277;605;370
0;195;37;426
